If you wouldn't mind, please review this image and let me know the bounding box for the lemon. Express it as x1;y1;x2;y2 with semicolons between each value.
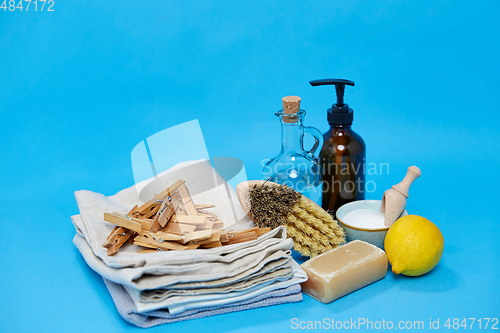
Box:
384;215;444;276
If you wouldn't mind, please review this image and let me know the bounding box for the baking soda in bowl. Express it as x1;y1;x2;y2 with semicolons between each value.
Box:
343;209;386;229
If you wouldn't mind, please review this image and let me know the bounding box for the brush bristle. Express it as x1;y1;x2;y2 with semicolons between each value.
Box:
249;184;301;229
249;184;345;257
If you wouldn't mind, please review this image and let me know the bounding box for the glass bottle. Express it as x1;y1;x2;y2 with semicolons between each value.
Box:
262;96;324;203
320;123;365;212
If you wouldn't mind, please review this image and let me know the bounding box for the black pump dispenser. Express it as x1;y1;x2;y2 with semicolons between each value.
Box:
309;79;355;125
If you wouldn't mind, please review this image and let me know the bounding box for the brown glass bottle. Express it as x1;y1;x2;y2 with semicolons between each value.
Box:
320;123;365;212
310;78;366;213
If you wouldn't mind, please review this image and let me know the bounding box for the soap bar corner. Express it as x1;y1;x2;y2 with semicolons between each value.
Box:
300;240;388;304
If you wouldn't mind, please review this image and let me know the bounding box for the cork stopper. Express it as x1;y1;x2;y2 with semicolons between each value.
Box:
282;96;301;123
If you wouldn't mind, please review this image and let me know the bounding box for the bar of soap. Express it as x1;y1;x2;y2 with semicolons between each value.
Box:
300;240;388;303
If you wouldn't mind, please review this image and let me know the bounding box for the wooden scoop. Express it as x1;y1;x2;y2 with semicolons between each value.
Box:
381;166;421;227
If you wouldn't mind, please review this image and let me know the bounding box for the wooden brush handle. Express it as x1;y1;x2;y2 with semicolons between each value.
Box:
392;166;421;198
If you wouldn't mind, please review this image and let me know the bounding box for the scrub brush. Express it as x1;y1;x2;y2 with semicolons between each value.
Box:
236;180;345;257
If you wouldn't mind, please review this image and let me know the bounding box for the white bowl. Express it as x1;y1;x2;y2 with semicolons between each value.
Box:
336;200;408;249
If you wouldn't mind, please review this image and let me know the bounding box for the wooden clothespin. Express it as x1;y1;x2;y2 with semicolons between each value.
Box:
102;179;273;255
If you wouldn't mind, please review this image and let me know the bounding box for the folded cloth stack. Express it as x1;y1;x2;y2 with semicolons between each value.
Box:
72;160;307;328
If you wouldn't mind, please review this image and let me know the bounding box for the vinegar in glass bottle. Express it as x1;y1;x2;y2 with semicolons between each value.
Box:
262;96;324;204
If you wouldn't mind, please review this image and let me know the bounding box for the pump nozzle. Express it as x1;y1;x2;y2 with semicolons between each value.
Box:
309;78;356;125
309;79;354;108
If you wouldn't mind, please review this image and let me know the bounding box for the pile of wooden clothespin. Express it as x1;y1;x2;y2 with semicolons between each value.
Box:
102;180;270;255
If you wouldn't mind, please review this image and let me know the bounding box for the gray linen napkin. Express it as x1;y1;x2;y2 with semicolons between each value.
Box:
139;264;293;302
73;231;307;313
103;278;302;328
72;222;295;290
133;262;306;314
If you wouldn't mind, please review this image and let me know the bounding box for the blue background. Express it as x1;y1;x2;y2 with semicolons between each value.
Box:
1;0;499;332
